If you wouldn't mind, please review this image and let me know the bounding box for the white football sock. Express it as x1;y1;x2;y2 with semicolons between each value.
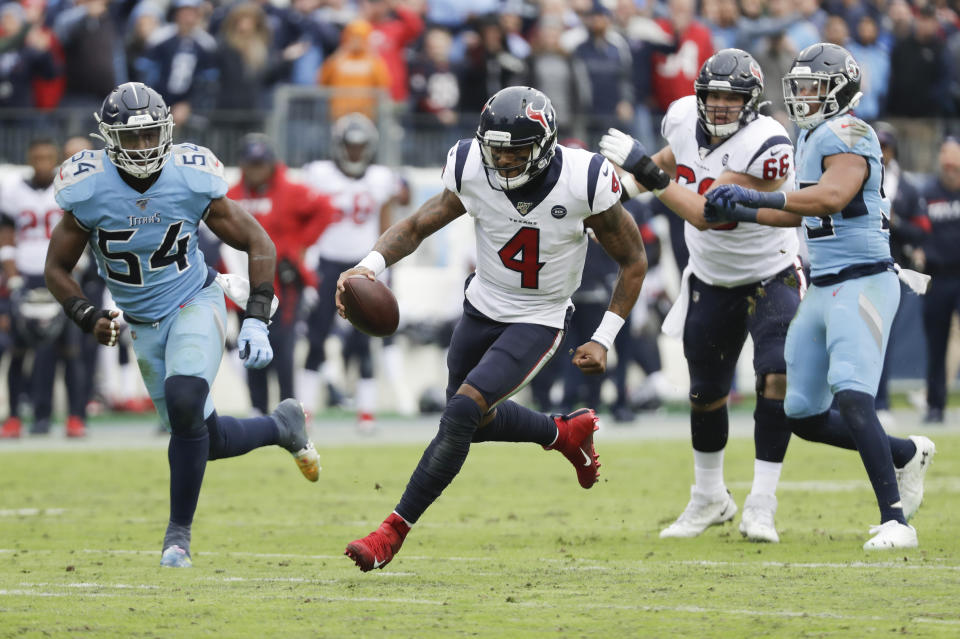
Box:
693;449;726;497
750;459;783;498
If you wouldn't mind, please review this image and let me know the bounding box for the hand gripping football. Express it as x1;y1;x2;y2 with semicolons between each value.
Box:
340;275;399;337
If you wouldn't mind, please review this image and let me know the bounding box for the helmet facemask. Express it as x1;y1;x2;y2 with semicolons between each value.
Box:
782;71;862;130
95;112;173;178
333;114;378;178
478;129;555;191
695;83;759;138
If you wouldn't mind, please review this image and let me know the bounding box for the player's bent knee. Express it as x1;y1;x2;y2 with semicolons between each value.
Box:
784;390;817;419
759;373;787;400
454;384;489;416
164;375;210;435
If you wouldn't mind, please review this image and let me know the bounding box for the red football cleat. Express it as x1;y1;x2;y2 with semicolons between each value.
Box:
0;417;22;439
66;416;87;438
547;408;601;489
345;513;410;572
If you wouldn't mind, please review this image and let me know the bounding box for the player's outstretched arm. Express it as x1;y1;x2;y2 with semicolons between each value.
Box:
45;211;120;346
335;189;466;316
575;202;649;375
707;154;868;225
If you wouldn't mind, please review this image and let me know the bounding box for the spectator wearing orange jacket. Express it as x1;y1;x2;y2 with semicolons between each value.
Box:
318;19;391;121
226;134;338;416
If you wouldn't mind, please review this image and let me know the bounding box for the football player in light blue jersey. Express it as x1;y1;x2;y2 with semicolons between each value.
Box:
43;82;321;568
705;44;935;550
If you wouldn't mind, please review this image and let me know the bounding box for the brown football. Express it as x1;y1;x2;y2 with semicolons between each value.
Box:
341;275;399;337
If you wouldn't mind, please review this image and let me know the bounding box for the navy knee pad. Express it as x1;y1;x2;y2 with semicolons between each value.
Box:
688;379;730;407
690;405;728;453
165;376;210;436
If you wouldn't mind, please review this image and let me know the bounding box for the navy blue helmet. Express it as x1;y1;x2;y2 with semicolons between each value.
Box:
94;82;173;178
11;287;67;347
475;86;558;190
782;43;863;129
332;112;379;178
694;48;764;138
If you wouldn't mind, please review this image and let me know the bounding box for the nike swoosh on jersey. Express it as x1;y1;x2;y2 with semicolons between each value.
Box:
602;165;609;176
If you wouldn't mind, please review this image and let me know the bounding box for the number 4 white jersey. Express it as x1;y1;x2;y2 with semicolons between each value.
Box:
442;139;621;329
0;175;62;276
664;95;799;286
302;161;400;264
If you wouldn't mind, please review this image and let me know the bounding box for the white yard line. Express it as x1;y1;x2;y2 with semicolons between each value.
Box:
0;508;66;517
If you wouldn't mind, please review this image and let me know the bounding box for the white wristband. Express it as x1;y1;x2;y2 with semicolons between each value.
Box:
620;172;641;199
590;311;626;350
356;251;386;277
0;245;15;262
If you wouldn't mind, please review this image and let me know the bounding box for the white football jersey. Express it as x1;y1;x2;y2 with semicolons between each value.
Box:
442;139;622;328
302;161;399;263
664;95;799;286
0;175;62;276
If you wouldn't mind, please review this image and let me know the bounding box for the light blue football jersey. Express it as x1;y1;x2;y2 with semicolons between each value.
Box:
54;144;228;321
795;114;891;279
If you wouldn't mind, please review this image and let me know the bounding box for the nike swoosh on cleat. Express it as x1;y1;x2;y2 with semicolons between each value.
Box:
372;557;385;569
580;448;592;467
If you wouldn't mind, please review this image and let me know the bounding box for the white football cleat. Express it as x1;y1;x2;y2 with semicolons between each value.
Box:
896;435;935;521
739;493;779;543
863;520;918;550
660;487;737;538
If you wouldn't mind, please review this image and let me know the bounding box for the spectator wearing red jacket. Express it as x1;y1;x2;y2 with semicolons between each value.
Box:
227;133;337;416
363;0;425;103
650;0;714;114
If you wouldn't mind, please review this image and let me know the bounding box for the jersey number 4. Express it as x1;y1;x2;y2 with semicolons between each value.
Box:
499;227;545;289
98;222;190;286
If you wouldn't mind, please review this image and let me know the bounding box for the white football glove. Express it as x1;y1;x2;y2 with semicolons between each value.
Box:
598;128;637;168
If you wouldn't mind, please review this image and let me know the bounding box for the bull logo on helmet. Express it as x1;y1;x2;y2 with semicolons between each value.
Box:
749;61;763;84
525;102;550;134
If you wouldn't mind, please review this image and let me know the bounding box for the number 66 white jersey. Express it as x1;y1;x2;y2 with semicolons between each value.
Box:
442;139;621;329
664;95;799;286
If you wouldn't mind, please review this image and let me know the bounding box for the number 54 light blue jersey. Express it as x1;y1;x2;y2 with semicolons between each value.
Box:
54;144;228;321
795;114;891;279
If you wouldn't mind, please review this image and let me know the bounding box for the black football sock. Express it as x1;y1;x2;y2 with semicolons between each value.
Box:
206;412;279;460
395;394;482;523
754;397;791;463
164;376;211;540
472;400;556;446
835;390;906;525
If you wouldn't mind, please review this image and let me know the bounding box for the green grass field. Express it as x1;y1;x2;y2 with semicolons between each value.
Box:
1;428;958;638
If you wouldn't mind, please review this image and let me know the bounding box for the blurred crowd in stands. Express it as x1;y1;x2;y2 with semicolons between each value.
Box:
2;0;960;144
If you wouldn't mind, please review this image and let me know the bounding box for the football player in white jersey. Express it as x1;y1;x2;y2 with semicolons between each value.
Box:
601;49;805;542
337;86;648;572
300;113;403;432
0;139;87;439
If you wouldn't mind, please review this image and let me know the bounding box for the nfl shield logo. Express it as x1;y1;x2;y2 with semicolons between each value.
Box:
136;198;150;211
515;201;532;216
